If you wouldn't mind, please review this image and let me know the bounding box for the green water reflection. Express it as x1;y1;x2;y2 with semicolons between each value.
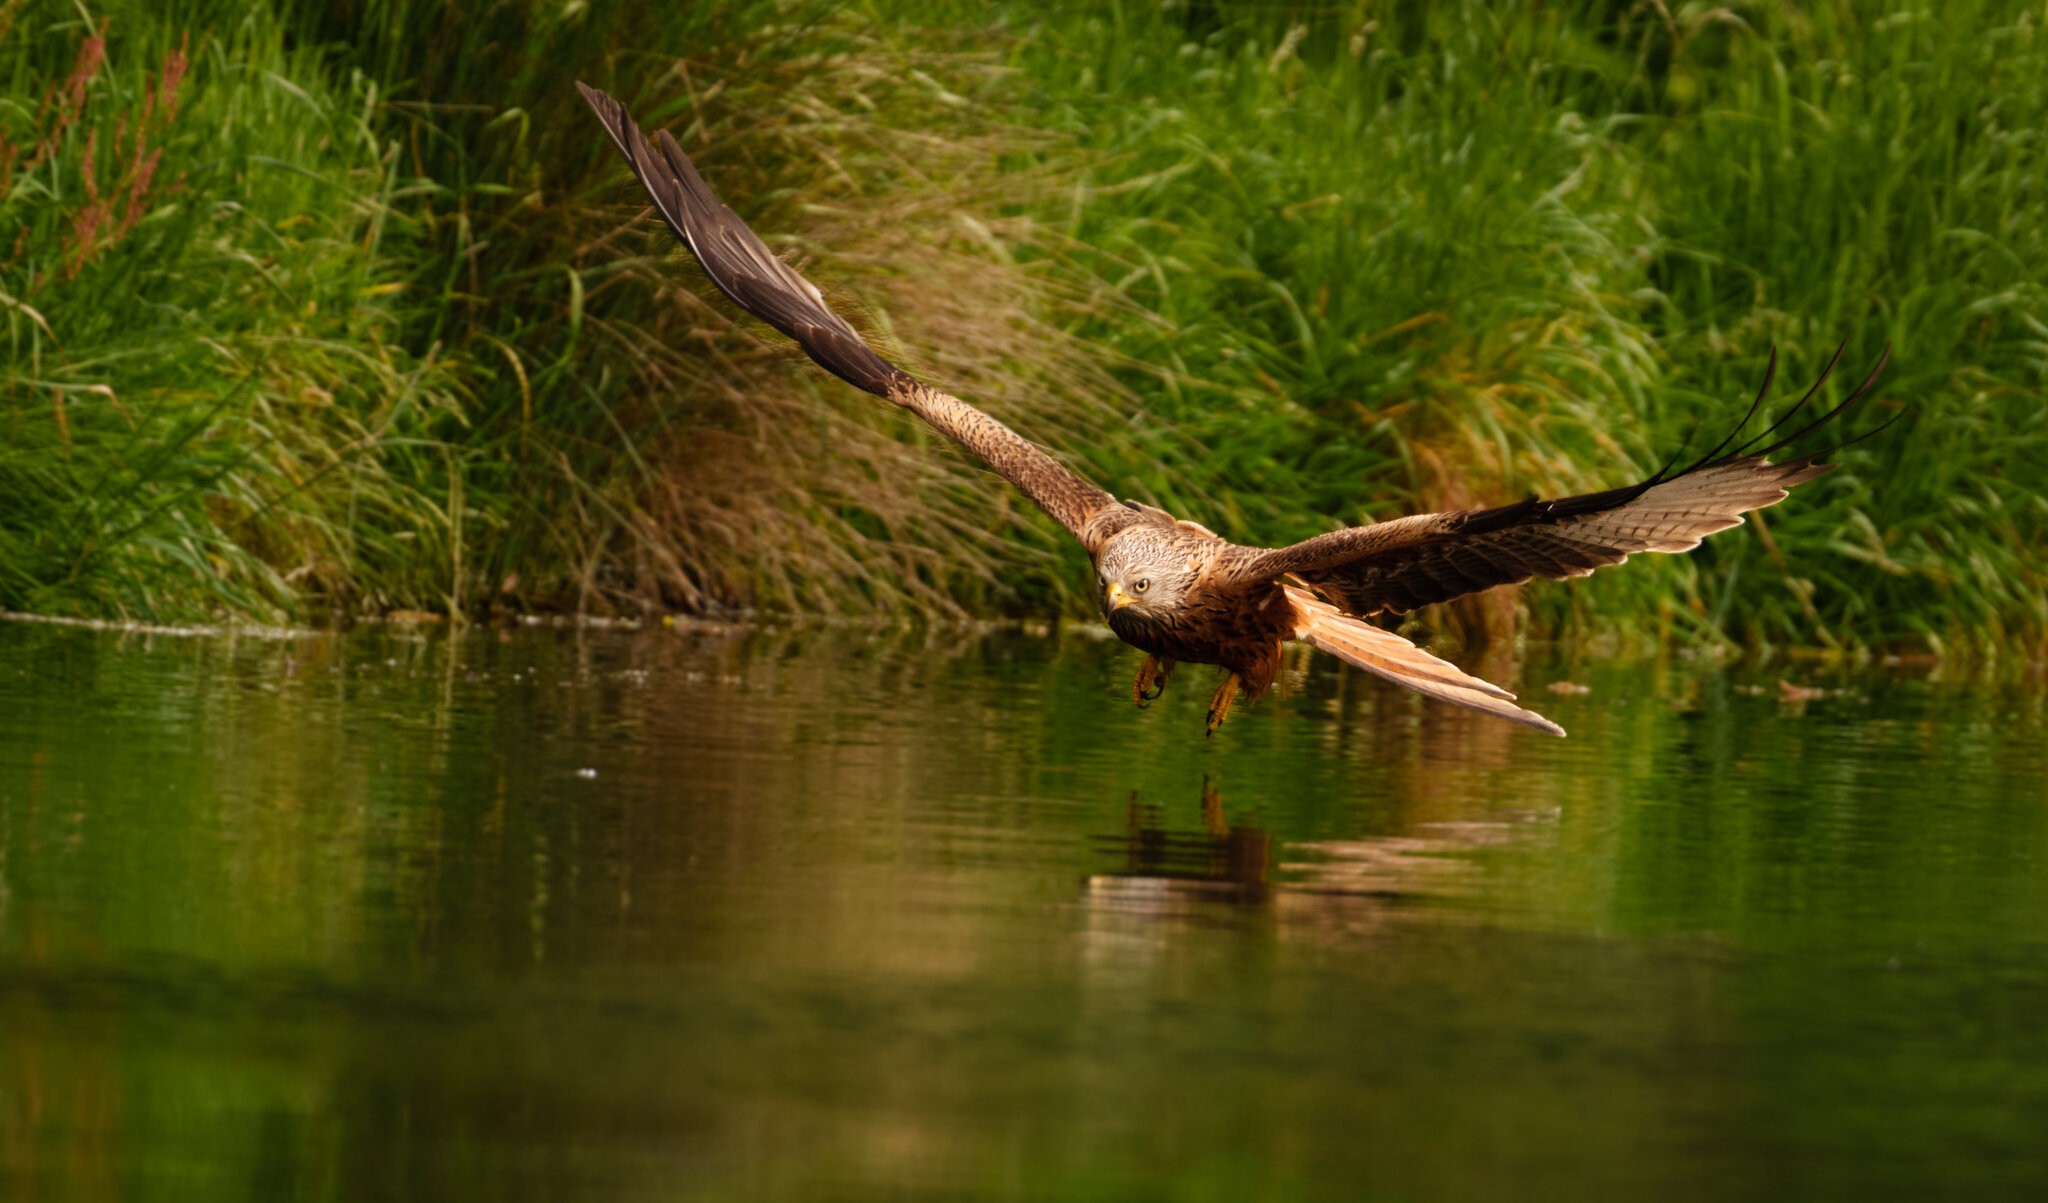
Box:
2;620;2045;1200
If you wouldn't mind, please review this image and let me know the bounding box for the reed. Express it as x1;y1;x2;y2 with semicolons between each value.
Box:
2;0;2041;653
2;0;1135;621
967;0;2045;652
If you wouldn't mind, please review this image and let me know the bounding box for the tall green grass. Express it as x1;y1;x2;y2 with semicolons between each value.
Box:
950;0;2039;655
963;0;2046;651
3;0;1135;621
1;2;457;620
2;0;2042;651
288;0;1153;618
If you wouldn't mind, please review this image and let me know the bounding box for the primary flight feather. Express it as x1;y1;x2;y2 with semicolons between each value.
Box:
578;82;1892;738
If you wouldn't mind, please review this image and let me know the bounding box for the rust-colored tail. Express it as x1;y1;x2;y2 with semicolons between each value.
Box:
1286;586;1565;736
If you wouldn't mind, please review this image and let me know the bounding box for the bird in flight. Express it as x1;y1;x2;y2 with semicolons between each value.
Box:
578;83;1891;738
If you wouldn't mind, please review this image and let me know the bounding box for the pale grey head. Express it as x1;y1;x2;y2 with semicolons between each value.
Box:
1095;530;1198;632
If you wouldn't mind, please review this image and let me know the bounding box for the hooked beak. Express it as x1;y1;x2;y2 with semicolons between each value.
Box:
1106;580;1135;611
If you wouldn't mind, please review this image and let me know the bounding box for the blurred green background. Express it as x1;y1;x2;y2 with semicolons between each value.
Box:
3;0;2042;650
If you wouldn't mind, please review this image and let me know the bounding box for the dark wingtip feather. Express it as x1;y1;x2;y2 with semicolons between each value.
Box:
1741;341;1892;464
1682;343;1779;474
1450;342;1893;533
577;80;902;397
576;81;631;158
1669;342;1890;480
1732;340;1844;460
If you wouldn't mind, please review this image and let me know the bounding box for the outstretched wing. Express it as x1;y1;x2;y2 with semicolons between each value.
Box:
577;82;1129;549
1229;346;1894;616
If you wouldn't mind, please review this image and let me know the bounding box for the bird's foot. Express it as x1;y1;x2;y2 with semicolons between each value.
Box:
1205;673;1242;737
1132;656;1175;708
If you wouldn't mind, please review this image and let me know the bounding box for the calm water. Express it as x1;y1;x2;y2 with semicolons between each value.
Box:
1;617;2045;1201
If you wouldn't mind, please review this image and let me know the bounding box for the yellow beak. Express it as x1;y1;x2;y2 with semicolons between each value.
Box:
1106;581;1135;610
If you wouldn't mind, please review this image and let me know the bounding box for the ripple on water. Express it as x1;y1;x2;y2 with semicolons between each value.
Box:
2;621;2046;1200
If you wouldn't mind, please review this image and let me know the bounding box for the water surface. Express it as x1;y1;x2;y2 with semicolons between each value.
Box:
2;618;2045;1200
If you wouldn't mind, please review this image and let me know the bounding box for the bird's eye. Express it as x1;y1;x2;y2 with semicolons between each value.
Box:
1133;578;1150;594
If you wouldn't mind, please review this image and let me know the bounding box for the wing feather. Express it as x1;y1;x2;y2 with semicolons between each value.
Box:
577;82;1127;549
1234;346;1893;616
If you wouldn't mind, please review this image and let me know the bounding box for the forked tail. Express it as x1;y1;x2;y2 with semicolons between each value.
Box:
1286;586;1566;736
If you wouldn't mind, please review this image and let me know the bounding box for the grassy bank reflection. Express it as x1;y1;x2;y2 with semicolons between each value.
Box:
3;619;2047;1199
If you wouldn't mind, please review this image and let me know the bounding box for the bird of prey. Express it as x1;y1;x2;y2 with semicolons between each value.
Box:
577;83;1891;738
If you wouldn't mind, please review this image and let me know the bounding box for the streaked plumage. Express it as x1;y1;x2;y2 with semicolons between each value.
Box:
579;82;1893;738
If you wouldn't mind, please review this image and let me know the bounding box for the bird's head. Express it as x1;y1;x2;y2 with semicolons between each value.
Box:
1096;540;1193;628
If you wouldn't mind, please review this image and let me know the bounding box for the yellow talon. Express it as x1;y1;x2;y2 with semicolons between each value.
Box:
1132;655;1174;708
1205;673;1241;736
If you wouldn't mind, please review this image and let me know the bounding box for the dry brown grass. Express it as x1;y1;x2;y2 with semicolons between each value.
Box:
569;38;1142;618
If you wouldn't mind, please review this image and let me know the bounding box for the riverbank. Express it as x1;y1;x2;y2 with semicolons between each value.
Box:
5;1;2042;652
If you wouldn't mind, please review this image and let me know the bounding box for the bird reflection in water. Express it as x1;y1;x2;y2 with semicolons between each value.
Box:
1087;776;1272;908
1084;775;1556;929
